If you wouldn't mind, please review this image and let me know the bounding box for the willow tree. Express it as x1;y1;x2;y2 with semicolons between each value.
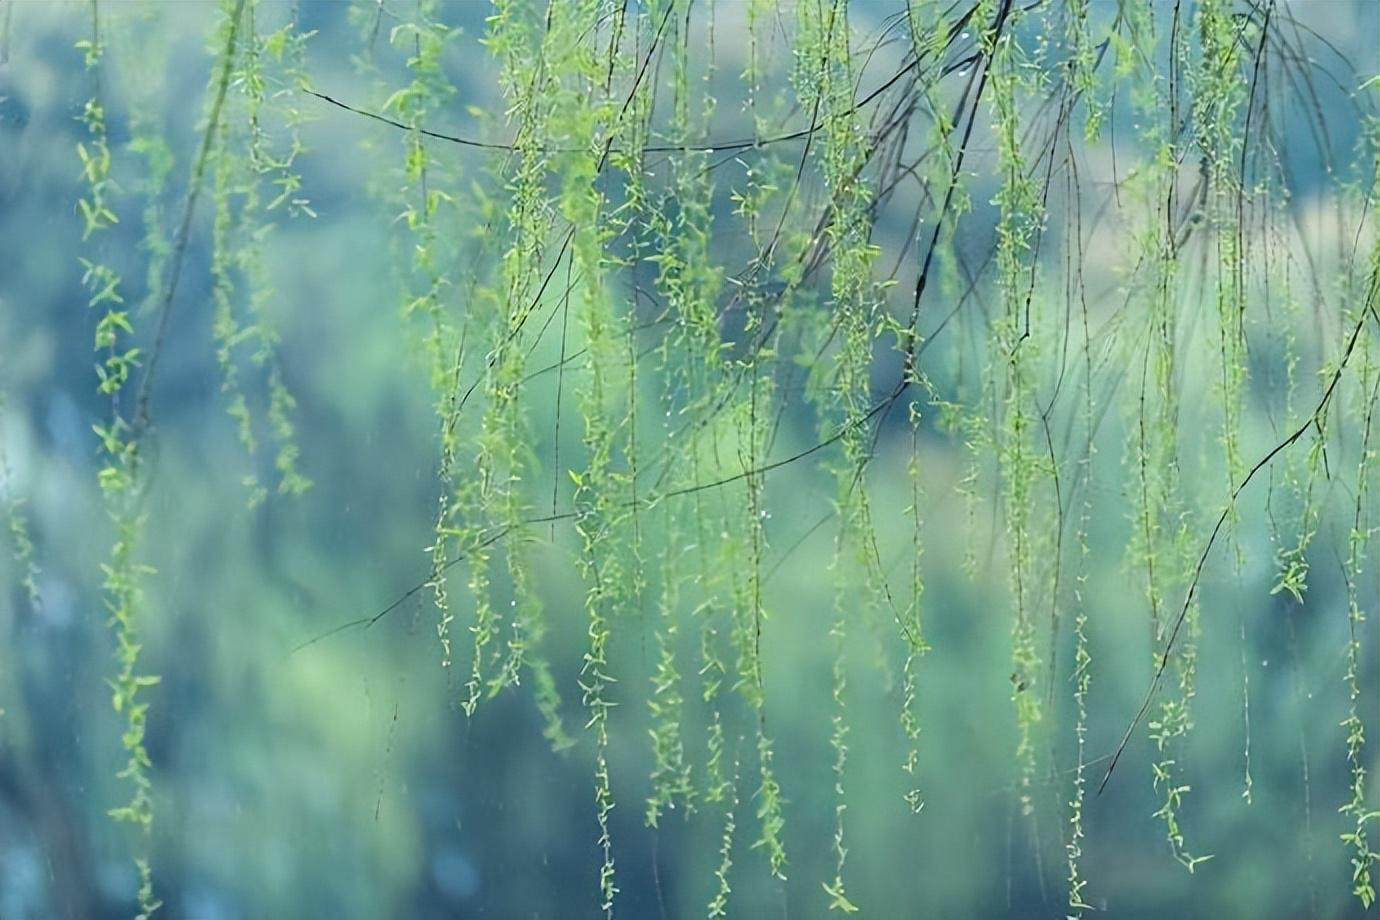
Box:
4;0;1379;916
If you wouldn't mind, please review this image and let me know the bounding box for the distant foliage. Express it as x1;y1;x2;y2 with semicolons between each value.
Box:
20;0;1380;915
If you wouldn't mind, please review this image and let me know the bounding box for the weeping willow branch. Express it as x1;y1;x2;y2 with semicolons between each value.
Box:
131;0;248;446
1099;288;1379;795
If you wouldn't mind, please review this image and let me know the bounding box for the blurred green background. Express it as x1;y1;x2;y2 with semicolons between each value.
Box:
1;1;1378;918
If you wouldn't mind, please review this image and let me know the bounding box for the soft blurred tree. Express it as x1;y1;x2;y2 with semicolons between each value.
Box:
1;0;1378;917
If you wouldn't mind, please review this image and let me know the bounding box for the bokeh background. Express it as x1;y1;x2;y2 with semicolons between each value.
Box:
1;1;1378;918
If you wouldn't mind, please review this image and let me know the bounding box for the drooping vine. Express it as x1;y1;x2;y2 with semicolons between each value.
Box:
0;389;39;614
77;6;162;915
1337;115;1380;906
13;1;1380;916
